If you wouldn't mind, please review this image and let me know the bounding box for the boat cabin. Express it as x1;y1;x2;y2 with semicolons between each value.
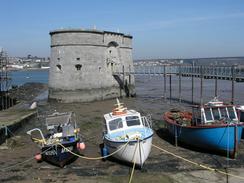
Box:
192;99;238;125
46;112;76;137
103;109;144;134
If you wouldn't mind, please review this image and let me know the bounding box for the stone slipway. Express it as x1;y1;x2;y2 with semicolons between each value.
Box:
0;107;37;144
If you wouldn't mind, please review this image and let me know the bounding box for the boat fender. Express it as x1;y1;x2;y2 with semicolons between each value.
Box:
35;153;42;162
77;142;86;150
102;146;109;157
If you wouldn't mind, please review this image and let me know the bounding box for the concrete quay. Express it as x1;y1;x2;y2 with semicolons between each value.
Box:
0;107;37;144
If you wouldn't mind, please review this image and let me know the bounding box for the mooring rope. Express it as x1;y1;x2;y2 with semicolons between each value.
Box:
128;138;139;183
0;146;53;171
152;143;244;181
57;139;132;160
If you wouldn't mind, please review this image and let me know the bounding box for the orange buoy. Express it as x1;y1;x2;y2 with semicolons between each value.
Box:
35;153;42;161
77;142;86;150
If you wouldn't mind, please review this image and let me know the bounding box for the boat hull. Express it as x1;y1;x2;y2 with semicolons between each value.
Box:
164;120;243;157
104;136;153;166
41;141;79;167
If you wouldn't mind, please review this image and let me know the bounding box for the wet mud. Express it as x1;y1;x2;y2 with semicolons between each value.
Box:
1;76;244;182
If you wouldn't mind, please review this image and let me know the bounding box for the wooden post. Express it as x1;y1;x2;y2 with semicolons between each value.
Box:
174;126;178;147
128;65;131;97
122;65;125;98
179;65;182;103
200;66;203;105
231;65;235;104
169;73;172;103
215;65;218;98
191;63;194;104
164;65;166;100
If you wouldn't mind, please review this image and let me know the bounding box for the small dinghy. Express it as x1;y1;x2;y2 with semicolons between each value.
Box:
27;112;85;167
102;99;153;167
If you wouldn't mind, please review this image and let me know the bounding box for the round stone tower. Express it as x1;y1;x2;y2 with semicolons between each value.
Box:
48;28;135;102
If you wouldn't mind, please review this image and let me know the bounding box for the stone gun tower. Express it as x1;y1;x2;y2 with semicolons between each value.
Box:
48;28;135;102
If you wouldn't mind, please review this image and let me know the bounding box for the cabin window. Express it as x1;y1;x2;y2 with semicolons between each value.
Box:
212;108;220;120
240;112;244;122
192;108;201;125
109;118;123;131
227;107;236;120
56;64;62;71
204;108;213;121
75;64;82;71
126;116;141;127
220;107;228;118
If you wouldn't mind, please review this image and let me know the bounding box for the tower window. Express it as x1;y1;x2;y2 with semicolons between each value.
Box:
75;64;82;71
76;58;80;61
57;58;60;60
56;64;62;71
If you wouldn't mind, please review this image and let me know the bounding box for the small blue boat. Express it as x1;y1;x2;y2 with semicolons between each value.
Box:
163;98;244;158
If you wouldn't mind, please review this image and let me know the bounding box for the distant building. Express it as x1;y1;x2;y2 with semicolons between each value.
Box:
48;28;135;102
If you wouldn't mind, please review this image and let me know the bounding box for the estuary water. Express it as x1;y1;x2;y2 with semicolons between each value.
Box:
10;69;49;86
9;69;244;104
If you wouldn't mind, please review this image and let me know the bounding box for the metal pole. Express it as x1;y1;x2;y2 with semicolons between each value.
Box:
164;65;166;100
200;66;203;105
128;65;131;97
179;65;182;103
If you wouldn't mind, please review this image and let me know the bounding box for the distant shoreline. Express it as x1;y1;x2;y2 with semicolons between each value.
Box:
9;68;49;72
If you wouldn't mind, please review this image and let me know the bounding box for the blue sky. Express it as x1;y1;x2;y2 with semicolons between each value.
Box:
0;0;244;59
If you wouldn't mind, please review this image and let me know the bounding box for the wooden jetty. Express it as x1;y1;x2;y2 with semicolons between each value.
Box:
113;64;242;105
130;65;244;82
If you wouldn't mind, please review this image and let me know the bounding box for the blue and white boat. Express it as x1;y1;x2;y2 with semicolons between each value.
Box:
103;99;153;167
163;98;244;158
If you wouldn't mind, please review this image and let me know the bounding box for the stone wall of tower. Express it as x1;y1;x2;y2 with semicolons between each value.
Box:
48;29;135;102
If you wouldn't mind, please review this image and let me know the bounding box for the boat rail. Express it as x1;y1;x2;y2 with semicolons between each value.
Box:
27;128;46;146
141;115;152;129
